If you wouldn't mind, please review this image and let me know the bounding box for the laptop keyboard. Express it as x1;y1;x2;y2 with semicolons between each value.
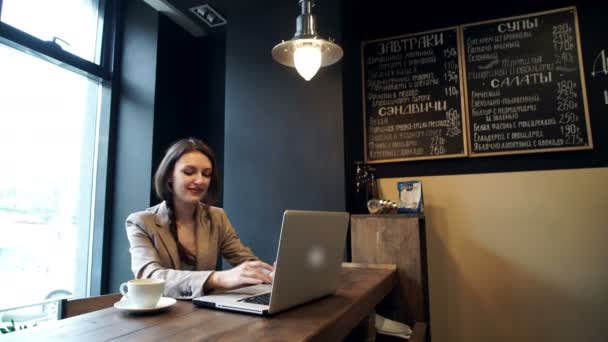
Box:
240;292;270;305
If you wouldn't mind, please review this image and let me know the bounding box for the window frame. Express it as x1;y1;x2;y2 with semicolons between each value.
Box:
0;0;112;81
0;0;119;297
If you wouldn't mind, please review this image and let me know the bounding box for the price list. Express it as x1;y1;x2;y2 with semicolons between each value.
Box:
462;7;592;156
362;27;467;163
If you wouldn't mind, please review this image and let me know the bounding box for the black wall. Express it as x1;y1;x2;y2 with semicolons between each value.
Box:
342;0;608;212
222;0;345;264
107;0;158;292
108;0;345;277
106;4;225;292
151;14;226;204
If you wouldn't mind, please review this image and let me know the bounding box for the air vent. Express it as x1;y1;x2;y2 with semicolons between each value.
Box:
190;4;227;28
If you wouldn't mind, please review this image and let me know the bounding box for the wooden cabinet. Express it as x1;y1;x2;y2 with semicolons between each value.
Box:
350;214;430;332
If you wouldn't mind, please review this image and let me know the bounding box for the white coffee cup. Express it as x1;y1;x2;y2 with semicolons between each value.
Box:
119;279;165;308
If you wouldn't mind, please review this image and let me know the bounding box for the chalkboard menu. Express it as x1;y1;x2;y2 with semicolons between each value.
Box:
462;7;593;156
362;27;467;163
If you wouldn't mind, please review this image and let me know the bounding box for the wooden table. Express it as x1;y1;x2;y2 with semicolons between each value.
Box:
5;264;395;341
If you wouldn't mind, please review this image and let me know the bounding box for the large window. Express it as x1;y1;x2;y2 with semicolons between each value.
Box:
0;0;113;326
1;0;103;62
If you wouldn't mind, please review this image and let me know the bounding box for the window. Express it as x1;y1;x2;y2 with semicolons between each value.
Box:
1;0;104;62
0;0;114;326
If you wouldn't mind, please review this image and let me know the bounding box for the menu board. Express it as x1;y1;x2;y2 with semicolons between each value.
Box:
462;7;593;156
362;27;467;163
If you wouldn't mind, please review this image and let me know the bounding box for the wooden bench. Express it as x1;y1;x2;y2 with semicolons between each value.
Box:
59;293;122;319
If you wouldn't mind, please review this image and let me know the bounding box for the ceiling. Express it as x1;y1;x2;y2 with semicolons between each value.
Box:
146;0;324;38
166;0;271;33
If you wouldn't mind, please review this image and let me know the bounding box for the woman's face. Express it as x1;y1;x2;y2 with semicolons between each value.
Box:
171;151;212;205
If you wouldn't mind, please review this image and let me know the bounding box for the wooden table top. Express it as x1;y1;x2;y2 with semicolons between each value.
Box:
5;264;395;341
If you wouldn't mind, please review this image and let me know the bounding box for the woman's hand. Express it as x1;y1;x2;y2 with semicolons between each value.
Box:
269;261;277;281
206;261;274;289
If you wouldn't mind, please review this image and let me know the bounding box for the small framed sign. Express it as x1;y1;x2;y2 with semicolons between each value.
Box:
397;181;424;213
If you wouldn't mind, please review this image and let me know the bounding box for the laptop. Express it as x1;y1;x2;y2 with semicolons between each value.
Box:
193;210;349;316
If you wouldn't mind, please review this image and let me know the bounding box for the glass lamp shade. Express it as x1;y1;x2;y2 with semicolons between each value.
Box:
272;38;343;81
271;0;343;81
293;43;322;81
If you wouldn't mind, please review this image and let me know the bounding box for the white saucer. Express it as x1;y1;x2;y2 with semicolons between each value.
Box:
114;297;177;313
375;314;412;334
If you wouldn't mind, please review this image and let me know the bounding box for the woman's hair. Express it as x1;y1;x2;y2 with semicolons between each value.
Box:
154;138;220;262
154;137;220;206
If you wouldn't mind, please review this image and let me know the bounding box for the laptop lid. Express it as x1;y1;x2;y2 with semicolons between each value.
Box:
267;210;349;314
193;210;349;315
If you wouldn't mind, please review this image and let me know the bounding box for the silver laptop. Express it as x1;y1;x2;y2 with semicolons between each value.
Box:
193;210;349;316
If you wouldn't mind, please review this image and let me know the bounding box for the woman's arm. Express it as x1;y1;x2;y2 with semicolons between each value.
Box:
215;208;259;265
204;260;273;290
203;208;273;289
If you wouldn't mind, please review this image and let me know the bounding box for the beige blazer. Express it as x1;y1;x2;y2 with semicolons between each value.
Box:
125;202;257;299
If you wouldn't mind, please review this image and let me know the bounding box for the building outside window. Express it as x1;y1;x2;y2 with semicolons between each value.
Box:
0;0;115;327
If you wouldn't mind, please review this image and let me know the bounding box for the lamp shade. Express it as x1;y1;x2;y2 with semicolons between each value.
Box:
271;0;343;81
272;38;343;68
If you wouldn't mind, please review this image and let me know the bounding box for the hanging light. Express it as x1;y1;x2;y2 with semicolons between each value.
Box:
272;0;343;81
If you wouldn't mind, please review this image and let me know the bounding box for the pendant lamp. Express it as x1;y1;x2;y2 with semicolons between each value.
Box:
271;0;343;81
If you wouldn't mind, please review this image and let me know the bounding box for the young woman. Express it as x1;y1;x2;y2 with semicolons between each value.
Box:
125;138;273;299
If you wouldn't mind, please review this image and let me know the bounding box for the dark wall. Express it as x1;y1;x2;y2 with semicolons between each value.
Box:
342;0;608;212
201;29;227;197
107;0;345;287
151;14;226;205
106;3;225;292
107;0;158;293
222;0;345;264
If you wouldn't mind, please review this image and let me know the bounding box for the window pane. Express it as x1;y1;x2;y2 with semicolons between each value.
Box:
0;42;99;321
0;0;102;63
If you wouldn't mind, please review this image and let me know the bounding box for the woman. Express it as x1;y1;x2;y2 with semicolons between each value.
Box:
125;138;273;299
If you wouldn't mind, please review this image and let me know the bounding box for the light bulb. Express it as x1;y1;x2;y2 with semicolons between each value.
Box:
293;42;322;81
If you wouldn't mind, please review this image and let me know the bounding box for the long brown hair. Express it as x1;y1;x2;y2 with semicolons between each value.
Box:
153;138;220;262
154;137;220;206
